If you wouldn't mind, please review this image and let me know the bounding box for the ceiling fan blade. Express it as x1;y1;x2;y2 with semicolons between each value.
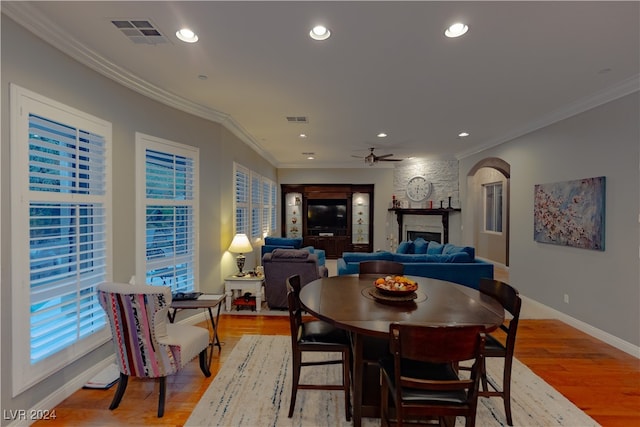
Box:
351;155;364;159
378;158;403;162
375;153;394;159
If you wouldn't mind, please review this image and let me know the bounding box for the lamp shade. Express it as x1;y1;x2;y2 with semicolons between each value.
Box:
228;233;253;253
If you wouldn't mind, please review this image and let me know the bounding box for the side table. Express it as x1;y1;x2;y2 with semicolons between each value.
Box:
168;294;224;370
224;275;265;312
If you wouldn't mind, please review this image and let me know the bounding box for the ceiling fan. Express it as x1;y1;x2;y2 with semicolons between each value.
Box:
352;147;403;166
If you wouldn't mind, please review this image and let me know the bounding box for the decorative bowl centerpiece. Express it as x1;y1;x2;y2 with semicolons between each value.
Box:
374;276;418;296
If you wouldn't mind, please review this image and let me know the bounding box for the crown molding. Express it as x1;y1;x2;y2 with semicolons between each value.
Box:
2;2;278;167
456;74;640;160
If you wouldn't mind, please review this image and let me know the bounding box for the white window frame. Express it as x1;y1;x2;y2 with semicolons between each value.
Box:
483;181;503;234
10;84;112;395
233;162;277;239
135;133;199;292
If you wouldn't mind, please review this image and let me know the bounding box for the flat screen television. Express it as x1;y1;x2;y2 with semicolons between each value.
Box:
307;199;348;230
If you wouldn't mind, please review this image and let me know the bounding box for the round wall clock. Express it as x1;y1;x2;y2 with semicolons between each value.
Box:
406;176;432;202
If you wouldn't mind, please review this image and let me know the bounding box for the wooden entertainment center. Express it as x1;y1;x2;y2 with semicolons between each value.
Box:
281;184;374;258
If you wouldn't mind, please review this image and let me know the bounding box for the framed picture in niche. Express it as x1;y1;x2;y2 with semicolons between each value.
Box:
533;176;605;251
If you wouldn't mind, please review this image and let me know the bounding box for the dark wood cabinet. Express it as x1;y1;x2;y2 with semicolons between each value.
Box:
304;235;350;259
282;184;374;258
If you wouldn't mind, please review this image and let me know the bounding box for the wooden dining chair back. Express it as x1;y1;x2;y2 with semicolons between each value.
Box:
97;282;211;417
285;275;352;421
358;260;404;277
380;323;485;427
477;278;522;426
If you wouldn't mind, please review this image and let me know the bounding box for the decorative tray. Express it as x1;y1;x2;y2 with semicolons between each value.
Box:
367;287;418;303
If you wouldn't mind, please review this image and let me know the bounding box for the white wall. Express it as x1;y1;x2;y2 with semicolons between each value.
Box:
1;15;275;418
459;92;640;348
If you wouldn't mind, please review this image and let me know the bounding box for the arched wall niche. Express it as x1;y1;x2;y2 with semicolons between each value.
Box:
467;157;510;266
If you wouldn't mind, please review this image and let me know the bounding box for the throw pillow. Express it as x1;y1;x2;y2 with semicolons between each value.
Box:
442;243;475;259
413;238;428;254
271;248;309;259
427;241;445;254
396;240;413;254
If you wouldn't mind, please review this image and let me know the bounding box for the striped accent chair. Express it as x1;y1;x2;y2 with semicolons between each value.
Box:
97;282;211;417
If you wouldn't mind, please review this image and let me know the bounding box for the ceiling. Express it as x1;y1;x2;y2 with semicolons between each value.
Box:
4;1;639;168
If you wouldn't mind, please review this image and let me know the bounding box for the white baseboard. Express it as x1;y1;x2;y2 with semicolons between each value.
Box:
6;356;116;427
521;295;640;358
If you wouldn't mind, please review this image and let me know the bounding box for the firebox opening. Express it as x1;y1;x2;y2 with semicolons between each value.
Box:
407;231;441;243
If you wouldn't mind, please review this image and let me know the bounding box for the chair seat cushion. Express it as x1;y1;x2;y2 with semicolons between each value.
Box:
380;357;467;404
299;320;350;346
484;333;507;356
159;324;209;368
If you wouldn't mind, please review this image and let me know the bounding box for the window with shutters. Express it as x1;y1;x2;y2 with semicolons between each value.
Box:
251;173;261;239
135;133;199;292
234;163;250;236
233;163;276;239
10;84;112;395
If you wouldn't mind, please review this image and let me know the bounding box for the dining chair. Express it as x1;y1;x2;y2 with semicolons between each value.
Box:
476;278;522;426
379;323;485;427
97;282;211;417
286;274;352;421
358;260;404;277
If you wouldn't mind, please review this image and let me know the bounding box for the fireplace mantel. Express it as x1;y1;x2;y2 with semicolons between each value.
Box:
388;208;461;243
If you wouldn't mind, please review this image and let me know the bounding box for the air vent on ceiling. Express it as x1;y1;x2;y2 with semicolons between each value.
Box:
286;116;308;124
111;19;169;45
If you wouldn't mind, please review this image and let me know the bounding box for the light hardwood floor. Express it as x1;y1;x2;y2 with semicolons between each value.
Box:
33;267;639;426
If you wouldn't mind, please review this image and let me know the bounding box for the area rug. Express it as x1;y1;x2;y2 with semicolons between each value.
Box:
186;335;600;427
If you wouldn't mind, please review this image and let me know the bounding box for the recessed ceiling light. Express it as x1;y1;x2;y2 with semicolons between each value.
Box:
176;28;198;43
377;133;387;138
299;133;307;138
445;23;468;38
309;25;331;41
307;156;315;160
458;131;470;138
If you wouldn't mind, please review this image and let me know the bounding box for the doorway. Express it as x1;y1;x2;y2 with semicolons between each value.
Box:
467;158;510;266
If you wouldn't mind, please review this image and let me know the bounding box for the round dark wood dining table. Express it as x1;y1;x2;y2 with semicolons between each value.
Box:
298;274;505;427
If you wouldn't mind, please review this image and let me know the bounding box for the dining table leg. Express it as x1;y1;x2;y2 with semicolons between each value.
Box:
351;332;364;427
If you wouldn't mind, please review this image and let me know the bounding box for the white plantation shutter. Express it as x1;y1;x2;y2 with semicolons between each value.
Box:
137;135;199;293
234;164;249;235
233;163;276;238
271;182;277;233
262;179;271;237
251;173;261;239
11;85;112;395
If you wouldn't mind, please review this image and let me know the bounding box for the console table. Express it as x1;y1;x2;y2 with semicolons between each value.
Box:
388;208;461;244
224;275;265;312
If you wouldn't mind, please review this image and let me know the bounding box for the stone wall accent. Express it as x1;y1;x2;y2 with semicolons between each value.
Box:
392;159;459;209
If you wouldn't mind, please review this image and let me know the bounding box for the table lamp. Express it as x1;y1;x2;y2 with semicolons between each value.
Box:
228;233;253;276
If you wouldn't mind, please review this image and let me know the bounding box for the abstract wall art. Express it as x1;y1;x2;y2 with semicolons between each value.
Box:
534;176;605;250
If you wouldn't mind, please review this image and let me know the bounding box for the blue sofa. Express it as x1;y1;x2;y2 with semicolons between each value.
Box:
337;239;493;289
260;236;326;267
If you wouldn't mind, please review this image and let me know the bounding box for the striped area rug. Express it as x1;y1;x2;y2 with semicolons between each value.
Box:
186;335;600;427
